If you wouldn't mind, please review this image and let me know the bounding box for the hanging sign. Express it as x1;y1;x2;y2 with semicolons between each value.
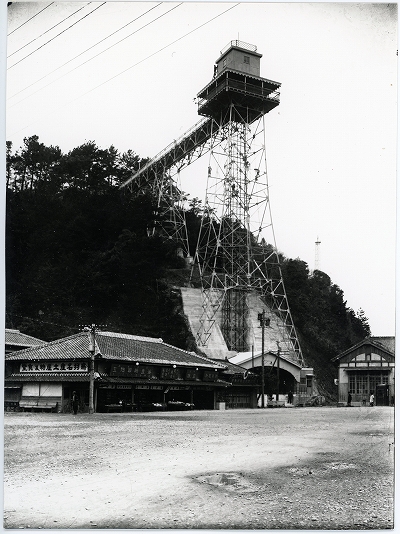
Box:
160;367;178;380
203;370;218;382
110;364;153;378
185;369;197;380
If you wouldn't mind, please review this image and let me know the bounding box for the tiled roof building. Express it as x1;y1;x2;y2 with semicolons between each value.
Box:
5;329;45;354
5;331;258;413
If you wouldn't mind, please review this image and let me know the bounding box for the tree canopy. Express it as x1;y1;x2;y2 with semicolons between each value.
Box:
6;136;370;398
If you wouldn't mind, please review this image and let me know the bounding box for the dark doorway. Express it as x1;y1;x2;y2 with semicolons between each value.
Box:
193;389;214;409
376;384;390;406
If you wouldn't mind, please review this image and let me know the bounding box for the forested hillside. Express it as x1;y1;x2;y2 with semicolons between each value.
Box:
5;136;370;398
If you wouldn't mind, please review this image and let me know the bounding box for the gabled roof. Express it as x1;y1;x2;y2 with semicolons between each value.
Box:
371;336;395;353
5;331;227;370
332;336;395;362
210;358;249;376
95;331;227;369
230;350;302;369
5;329;45;348
5;332;91;361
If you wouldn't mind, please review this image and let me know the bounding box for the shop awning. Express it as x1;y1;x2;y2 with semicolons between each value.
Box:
99;374;232;388
5;372;90;382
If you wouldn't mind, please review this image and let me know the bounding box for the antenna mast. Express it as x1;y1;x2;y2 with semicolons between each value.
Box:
315;236;321;271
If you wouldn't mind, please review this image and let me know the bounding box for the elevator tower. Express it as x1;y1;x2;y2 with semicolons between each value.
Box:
122;41;304;367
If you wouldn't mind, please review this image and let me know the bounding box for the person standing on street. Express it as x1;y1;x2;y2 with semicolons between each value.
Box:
347;392;352;407
72;391;79;415
369;393;374;407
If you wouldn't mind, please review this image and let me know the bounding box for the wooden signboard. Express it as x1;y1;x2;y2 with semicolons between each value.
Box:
160;367;178;380
203;370;218;382
110;364;153;378
185;369;197;380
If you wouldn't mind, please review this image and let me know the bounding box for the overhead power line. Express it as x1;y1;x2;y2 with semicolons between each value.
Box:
8;2;106;70
8;2;91;58
8;2;163;101
8;2;54;36
78;3;240;100
9;3;239;137
7;313;81;334
8;3;180;109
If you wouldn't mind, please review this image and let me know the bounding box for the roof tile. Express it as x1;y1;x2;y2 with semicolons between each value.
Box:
5;329;45;348
5;331;228;370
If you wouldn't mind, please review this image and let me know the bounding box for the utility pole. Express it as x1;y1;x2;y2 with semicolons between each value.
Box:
88;324;96;414
258;311;270;408
80;323;105;414
276;341;281;403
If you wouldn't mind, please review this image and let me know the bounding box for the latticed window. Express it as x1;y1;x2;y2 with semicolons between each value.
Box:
348;371;389;394
357;374;368;394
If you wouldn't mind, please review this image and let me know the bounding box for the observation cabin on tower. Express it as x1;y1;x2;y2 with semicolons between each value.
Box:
197;40;281;125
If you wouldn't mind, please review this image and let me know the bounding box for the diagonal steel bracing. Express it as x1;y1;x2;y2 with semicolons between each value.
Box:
121;116;234;256
120;41;304;367
189;105;304;366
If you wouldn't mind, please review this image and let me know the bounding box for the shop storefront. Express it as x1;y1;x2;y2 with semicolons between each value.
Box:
5;330;251;412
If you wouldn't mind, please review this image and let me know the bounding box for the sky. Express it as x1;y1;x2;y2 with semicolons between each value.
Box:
2;1;398;337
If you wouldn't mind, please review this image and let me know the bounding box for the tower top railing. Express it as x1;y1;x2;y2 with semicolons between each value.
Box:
220;40;257;55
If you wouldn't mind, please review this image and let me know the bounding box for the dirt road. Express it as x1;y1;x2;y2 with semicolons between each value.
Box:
3;406;394;529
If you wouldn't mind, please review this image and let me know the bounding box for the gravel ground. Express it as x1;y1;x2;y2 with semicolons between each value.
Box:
3;406;394;530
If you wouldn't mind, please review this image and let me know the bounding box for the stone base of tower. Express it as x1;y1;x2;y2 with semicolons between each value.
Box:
180;287;298;364
180;287;236;360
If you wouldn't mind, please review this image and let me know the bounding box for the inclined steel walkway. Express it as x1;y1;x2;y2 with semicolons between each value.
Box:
120;116;222;190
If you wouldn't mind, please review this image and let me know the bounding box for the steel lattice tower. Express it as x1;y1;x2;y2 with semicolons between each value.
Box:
122;40;304;366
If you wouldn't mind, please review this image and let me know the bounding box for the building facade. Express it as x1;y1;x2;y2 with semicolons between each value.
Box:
332;337;395;406
5;330;259;412
5;329;45;411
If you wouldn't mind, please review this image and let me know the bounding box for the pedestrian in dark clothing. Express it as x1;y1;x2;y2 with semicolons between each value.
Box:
72;391;79;415
347;392;352;407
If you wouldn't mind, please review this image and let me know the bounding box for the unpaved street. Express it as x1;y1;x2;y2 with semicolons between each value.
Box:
4;406;394;530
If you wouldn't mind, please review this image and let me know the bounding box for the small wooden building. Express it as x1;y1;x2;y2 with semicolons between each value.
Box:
4;329;45;410
4;330;259;413
213;359;259;409
332;337;395;406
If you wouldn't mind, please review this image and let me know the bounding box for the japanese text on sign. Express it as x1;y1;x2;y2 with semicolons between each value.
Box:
160;367;178;380
185;369;197;380
110;364;153;378
20;361;88;372
203;370;218;382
